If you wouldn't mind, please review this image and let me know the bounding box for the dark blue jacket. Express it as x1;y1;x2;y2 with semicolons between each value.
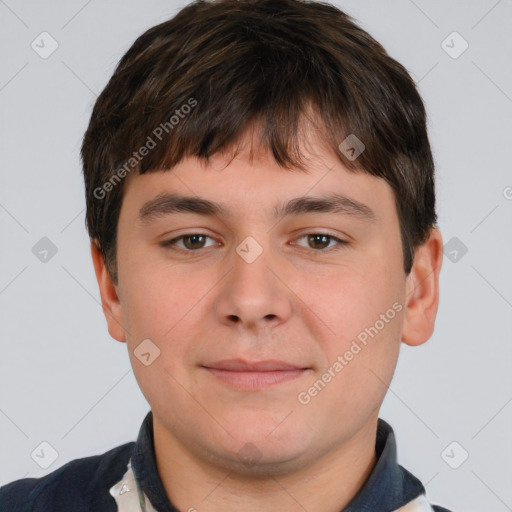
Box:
0;412;453;511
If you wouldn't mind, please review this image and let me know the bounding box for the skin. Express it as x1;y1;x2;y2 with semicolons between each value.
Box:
91;124;443;512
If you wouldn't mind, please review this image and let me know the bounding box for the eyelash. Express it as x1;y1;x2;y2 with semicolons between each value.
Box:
160;233;348;254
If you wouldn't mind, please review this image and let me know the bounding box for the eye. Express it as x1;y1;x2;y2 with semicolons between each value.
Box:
160;234;217;252
160;232;348;254
294;233;348;252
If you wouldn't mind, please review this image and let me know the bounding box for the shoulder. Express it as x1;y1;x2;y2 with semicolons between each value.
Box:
0;441;134;512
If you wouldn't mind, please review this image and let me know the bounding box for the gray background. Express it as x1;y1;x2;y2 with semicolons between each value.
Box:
1;1;511;510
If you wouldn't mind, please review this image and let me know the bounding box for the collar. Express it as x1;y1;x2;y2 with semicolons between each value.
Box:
111;411;430;511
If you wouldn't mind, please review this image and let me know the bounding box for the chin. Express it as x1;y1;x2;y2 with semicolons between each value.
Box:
208;424;311;473
219;443;310;478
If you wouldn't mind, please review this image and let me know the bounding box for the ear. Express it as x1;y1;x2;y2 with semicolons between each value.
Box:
401;227;443;347
90;240;126;343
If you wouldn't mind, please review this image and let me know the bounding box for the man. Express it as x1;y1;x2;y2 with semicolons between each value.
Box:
0;0;452;510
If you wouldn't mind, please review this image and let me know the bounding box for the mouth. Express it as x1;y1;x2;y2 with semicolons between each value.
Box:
200;359;310;390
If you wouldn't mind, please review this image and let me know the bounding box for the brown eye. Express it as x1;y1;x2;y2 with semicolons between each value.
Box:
181;234;207;250
295;233;348;252
161;234;216;252
307;234;331;250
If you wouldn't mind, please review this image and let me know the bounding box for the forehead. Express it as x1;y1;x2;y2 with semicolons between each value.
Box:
119;129;397;229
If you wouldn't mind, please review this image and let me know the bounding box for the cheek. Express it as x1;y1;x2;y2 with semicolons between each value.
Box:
295;268;403;431
119;264;214;392
299;262;403;339
119;269;202;412
119;256;199;340
295;262;405;395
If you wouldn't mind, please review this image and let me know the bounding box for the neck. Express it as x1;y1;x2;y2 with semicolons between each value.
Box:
153;417;379;512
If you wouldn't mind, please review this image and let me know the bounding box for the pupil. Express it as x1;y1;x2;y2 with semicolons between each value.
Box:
310;234;328;249
185;235;204;249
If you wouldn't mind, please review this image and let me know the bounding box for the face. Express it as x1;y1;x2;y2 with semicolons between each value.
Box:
95;127;441;476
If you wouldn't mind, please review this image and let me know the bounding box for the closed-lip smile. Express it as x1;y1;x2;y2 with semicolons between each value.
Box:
200;359;310;390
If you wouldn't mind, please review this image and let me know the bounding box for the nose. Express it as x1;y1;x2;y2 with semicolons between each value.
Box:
213;237;293;332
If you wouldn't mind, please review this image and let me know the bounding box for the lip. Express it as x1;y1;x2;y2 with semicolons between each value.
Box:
203;359;306;371
200;359;310;390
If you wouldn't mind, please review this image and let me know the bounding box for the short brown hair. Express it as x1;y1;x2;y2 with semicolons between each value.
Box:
82;0;437;284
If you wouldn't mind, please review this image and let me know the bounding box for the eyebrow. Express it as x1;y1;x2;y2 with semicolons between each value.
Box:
138;192;377;224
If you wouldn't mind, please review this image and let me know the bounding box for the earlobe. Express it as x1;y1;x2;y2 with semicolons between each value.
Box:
401;227;444;347
90;240;126;343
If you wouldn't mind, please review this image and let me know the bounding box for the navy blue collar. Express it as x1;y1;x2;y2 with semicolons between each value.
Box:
130;411;425;511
